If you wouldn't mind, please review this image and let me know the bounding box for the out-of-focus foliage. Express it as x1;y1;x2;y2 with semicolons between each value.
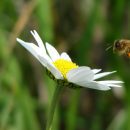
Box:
0;0;129;130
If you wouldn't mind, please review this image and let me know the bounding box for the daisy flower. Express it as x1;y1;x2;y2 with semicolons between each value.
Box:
16;30;123;91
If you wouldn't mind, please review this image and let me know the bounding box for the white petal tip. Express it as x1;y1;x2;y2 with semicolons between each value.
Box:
92;69;102;74
112;71;116;73
30;30;34;34
45;42;49;46
45;42;60;61
33;30;37;33
16;38;20;41
30;30;37;34
117;81;124;84
102;88;111;91
60;52;72;61
16;38;24;43
110;84;123;87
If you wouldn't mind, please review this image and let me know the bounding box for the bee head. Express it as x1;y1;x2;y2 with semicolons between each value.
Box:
114;40;121;49
114;39;126;51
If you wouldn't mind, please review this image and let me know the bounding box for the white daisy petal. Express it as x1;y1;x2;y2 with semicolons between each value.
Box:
93;71;116;80
40;53;53;64
30;30;46;54
107;84;122;87
92;69;102;74
45;42;60;61
60;52;72;61
97;81;123;87
73;81;111;91
98;80;124;84
17;38;40;60
17;38;52;67
67;66;94;83
38;55;63;79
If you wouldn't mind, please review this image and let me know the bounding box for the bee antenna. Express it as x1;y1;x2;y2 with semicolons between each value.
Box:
105;45;112;51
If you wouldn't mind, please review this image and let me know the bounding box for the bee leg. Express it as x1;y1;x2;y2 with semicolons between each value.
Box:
126;48;130;58
127;52;130;58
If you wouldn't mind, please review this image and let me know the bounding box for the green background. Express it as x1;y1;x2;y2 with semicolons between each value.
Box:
0;0;129;130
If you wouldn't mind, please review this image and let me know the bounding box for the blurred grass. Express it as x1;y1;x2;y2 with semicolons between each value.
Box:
76;0;101;65
0;0;129;130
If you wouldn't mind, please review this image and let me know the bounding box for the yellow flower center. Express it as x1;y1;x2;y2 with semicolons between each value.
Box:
53;59;78;79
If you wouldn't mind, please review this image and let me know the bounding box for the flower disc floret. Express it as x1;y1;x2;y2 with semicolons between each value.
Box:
53;59;78;79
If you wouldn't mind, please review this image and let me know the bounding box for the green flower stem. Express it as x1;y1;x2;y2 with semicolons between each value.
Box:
46;85;64;130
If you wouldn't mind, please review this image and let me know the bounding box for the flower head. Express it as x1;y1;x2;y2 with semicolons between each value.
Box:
17;30;123;90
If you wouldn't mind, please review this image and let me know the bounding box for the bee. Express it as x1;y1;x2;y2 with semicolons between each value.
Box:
113;39;130;58
106;39;130;58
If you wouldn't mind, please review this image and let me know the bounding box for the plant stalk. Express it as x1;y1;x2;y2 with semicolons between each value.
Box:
46;85;64;130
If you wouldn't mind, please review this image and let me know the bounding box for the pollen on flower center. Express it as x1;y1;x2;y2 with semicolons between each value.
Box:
53;59;78;79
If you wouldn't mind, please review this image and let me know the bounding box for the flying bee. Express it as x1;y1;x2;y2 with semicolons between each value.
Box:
113;39;130;58
106;39;130;58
